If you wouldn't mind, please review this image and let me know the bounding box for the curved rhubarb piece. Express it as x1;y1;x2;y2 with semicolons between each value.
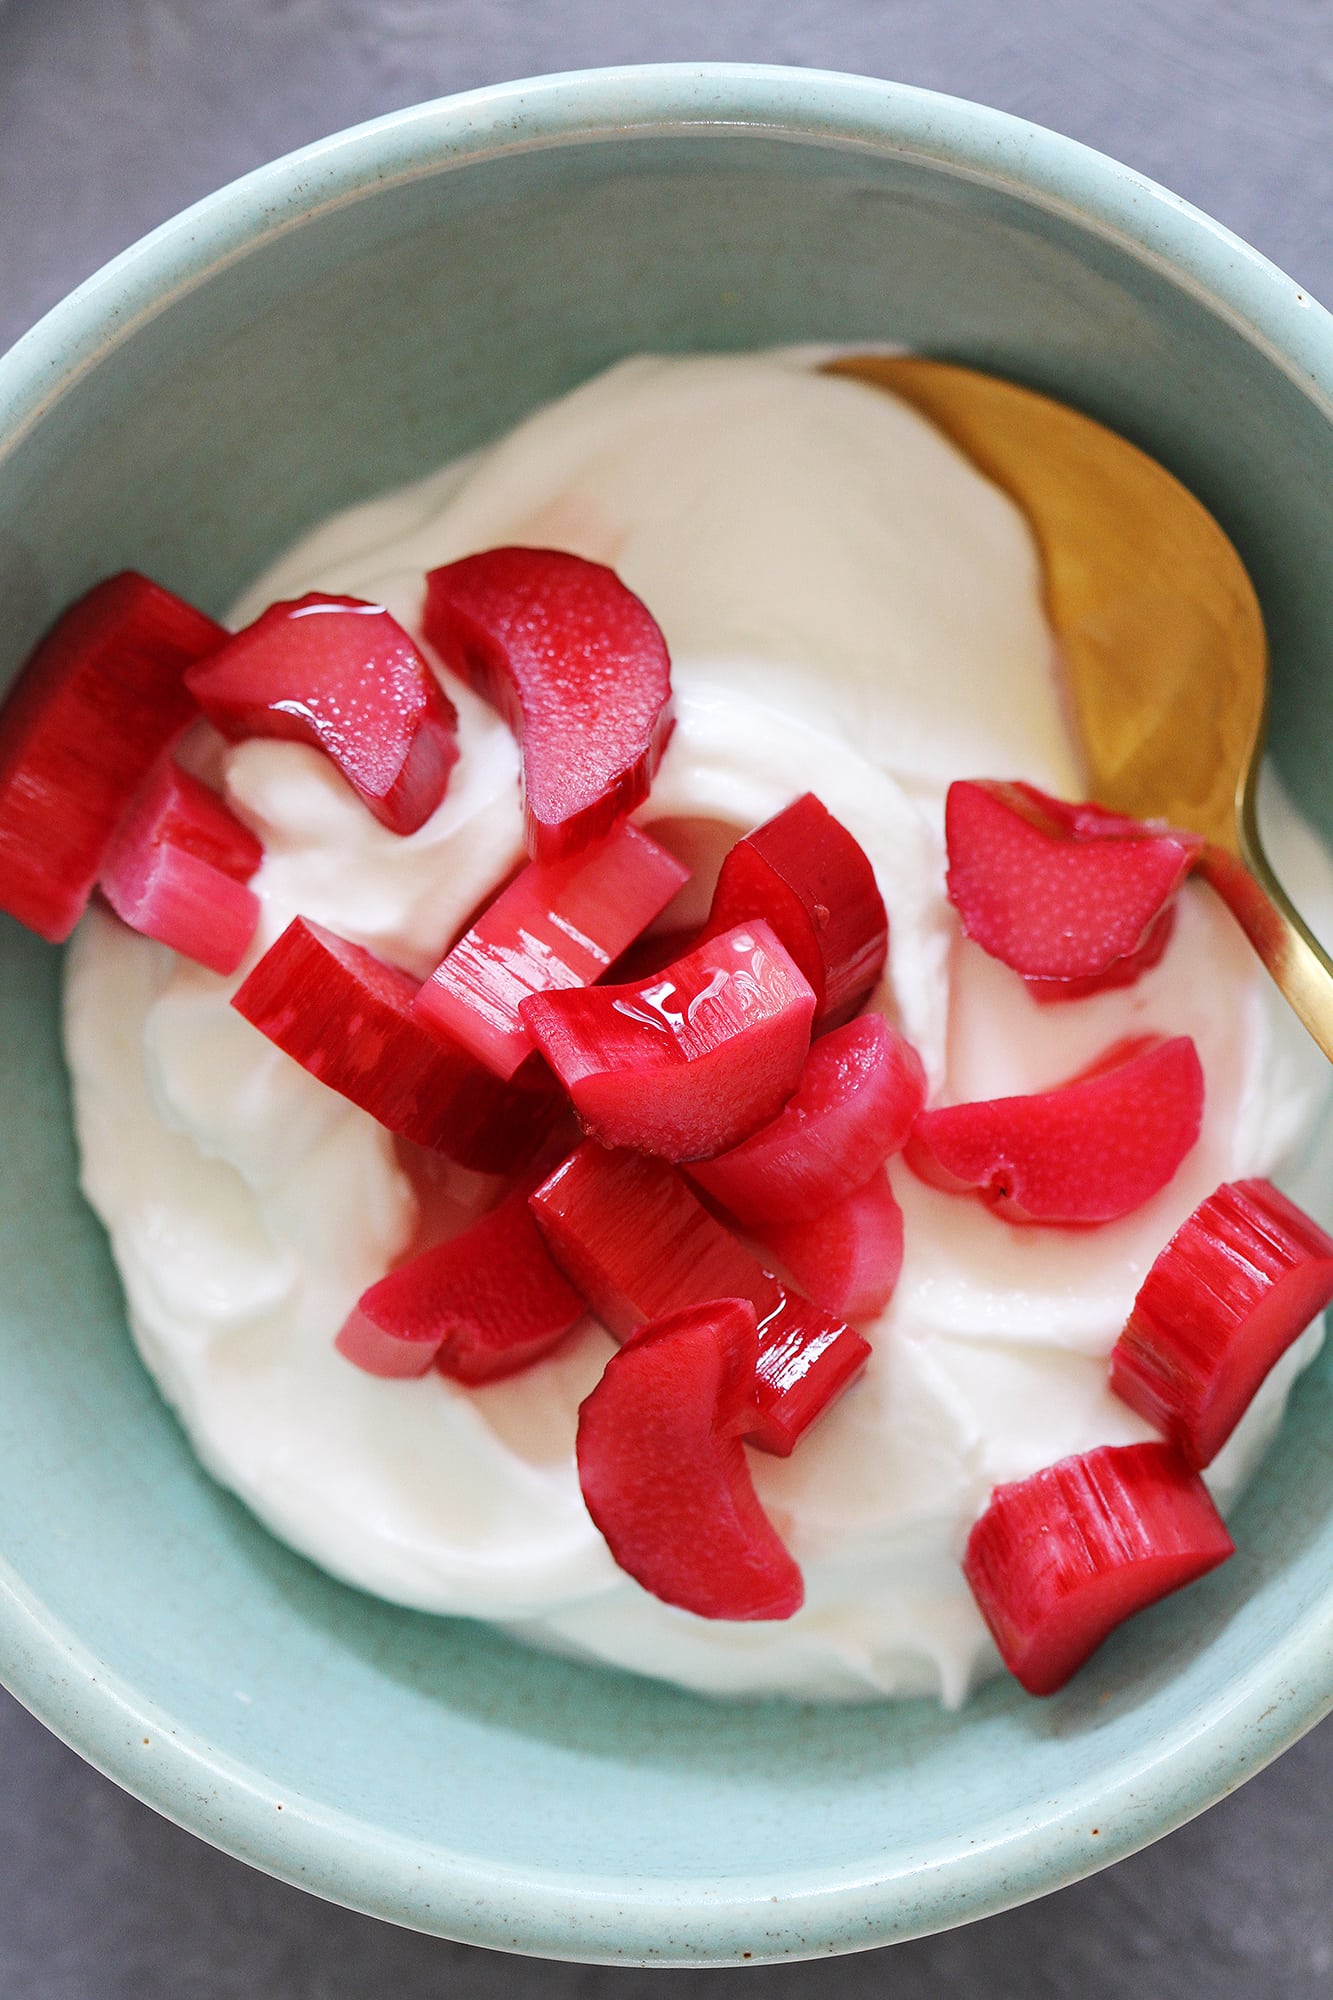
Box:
424;548;673;862
415;822;689;1079
232;916;562;1172
700;793;888;1030
963;1443;1234;1695
98;760;263;975
576;1298;804;1620
520;922;815;1163
337;1182;585;1383
689;1014;925;1226
945;780;1202;992
1025;903;1177;1004
0;572;224;941
905;1034;1204;1226
753;1171;904;1323
1110;1178;1333;1467
186;594;459;835
531;1141;869;1455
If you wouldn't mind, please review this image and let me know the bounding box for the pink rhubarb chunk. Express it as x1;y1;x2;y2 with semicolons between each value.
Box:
689;1014;925;1226
99;760;263;975
700;793;887;1030
753;1170;905;1323
530;1141;870;1455
945;780;1202;995
1110;1178;1333;1468
232;916;562;1172
963;1443;1234;1695
337;1182;585;1383
186;593;460;834
423;547;673;862
577;1297;805;1620
905;1033;1204;1226
414;822;689;1079
0;571;224;941
520;921;815;1163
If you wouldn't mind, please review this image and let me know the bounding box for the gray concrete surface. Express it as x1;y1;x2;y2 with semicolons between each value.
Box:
2;1;1332;1992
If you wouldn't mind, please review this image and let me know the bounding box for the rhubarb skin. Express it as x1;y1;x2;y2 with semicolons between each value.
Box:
688;1014;925;1227
753;1170;905;1323
0;572;225;941
98;760;263;974
963;1442;1234;1695
520;921;816;1163
905;1033;1205;1226
232;916;563;1172
530;1141;870;1455
576;1298;805;1620
186;593;460;835
424;547;674;862
414;822;689;1079
1110;1178;1333;1468
337;1181;586;1383
945;780;1202;992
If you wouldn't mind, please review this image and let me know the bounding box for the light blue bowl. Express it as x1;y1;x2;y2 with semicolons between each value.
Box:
3;64;1333;1966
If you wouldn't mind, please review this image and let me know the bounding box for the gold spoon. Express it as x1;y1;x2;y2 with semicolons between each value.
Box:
827;352;1333;1064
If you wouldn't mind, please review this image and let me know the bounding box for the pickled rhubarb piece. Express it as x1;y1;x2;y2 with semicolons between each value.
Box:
0;572;224;940
415;822;689;1079
531;1141;870;1454
906;1034;1204;1226
521;922;815;1163
232;917;562;1170
945;780;1202;991
963;1443;1234;1695
337;1182;585;1383
424;547;673;861
186;594;459;834
1110;1179;1333;1467
689;1015;925;1226
106;759;263;884
577;1298;804;1620
100;846;259;975
700;794;887;1029
1025;903;1177;1004
753;1171;904;1322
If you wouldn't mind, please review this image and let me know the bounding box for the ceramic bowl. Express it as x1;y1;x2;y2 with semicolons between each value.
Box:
3;64;1333;1966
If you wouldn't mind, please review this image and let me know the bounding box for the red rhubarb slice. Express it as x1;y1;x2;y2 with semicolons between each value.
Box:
98;760;263;975
905;1034;1204;1226
530;1141;870;1454
699;793;887;1030
232;916;563;1171
186;594;459;835
520;922;815;1163
689;1014;925;1226
577;1297;804;1621
1110;1178;1333;1467
424;547;673;862
963;1442;1234;1695
414;822;689;1079
945;780;1202;992
752;1170;904;1323
337;1181;585;1383
0;572;224;941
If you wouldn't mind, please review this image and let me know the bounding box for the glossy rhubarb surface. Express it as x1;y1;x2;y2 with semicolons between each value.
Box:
689;1014;925;1226
424;547;673;861
963;1442;1234;1694
906;1033;1205;1225
520;921;816;1162
753;1170;905;1323
1110;1178;1333;1467
0;572;224;941
530;1141;870;1455
415;821;689;1079
577;1298;804;1620
186;593;460;834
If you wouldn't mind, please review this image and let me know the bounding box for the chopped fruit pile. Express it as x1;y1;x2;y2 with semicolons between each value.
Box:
5;552;1332;1692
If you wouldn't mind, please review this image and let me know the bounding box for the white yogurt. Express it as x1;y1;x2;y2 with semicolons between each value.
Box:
63;354;1333;1704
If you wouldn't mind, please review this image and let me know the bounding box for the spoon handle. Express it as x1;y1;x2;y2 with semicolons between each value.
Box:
1199;840;1333;1066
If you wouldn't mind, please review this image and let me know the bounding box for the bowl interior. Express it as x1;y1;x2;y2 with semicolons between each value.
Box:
3;72;1333;1964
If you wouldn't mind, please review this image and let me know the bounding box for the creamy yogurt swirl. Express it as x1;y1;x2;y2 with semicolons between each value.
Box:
63;354;1333;1704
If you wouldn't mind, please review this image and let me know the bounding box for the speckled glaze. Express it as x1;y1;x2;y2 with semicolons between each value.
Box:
3;65;1333;1966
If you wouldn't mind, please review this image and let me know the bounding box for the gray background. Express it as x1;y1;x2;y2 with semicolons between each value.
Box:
1;1;1331;1993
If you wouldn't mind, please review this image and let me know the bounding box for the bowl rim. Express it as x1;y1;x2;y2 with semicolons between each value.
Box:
3;60;1333;1965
